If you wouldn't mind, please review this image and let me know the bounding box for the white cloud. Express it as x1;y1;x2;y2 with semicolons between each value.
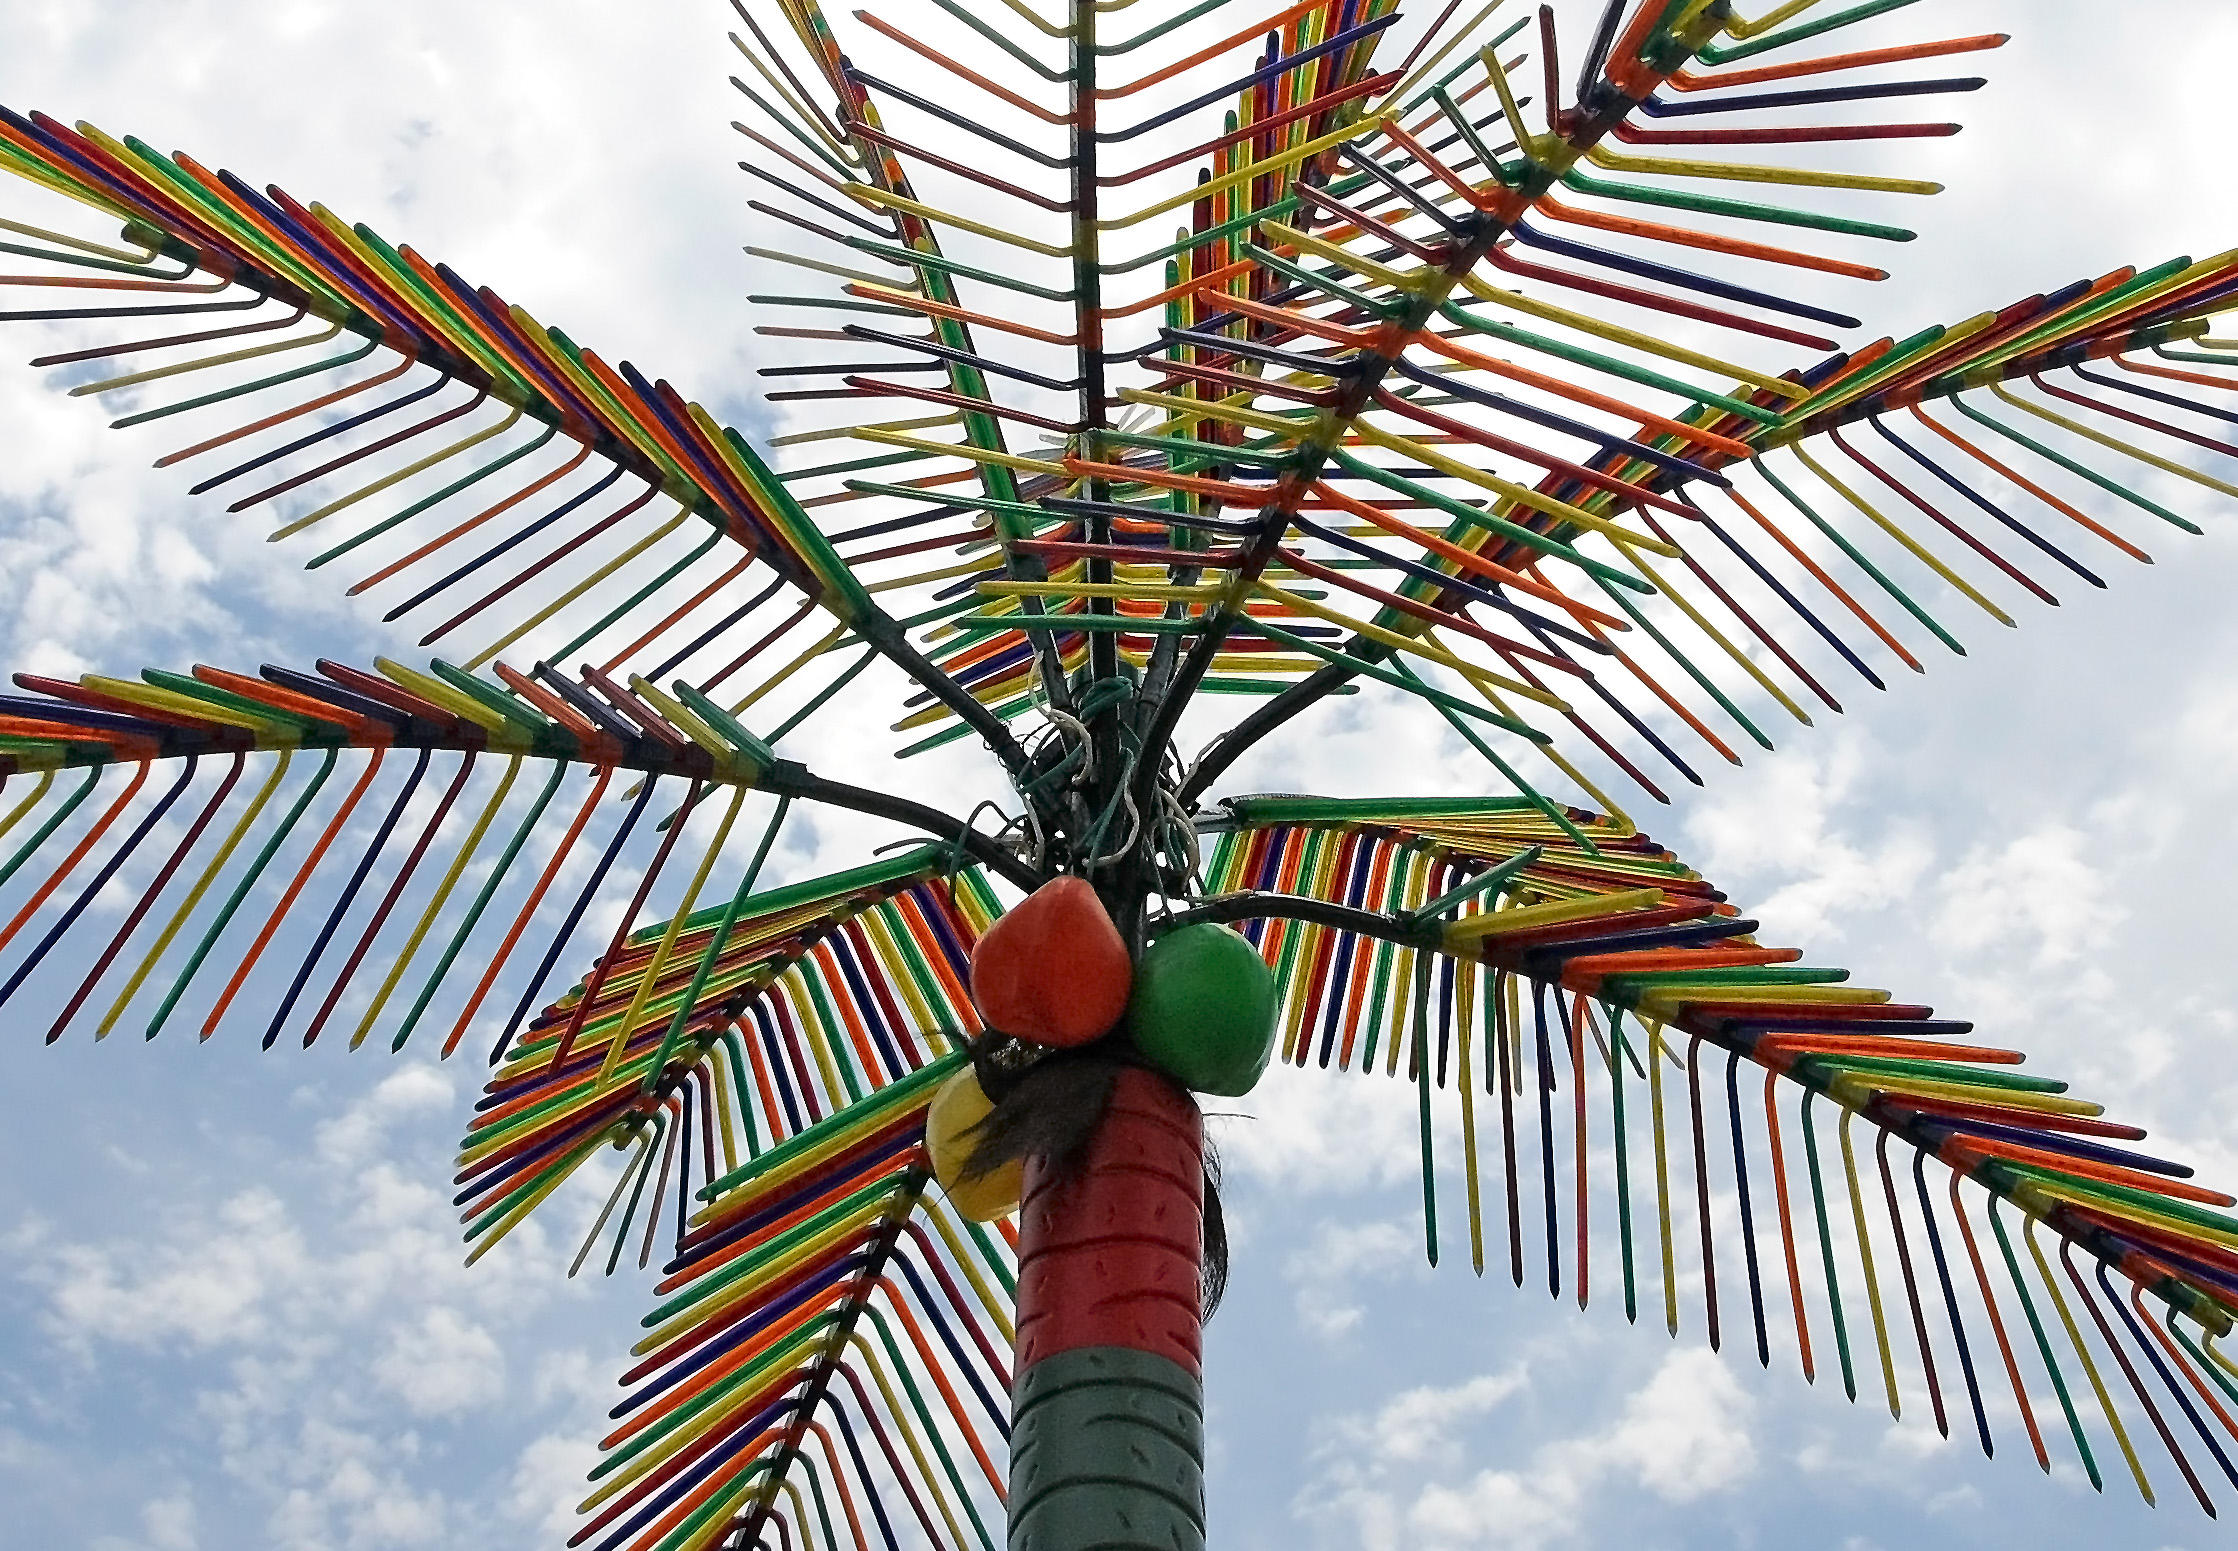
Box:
1409;1468;1582;1551
0;1426;55;1470
141;1492;198;1551
315;1064;454;1168
2172;672;2238;775
1682;735;1935;946
371;1306;505;1417
1214;1059;1425;1196
1306;1342;1754;1548
1371;1370;1529;1467
6;1060;587;1549
1593;1350;1756;1503
1931;826;2113;967
529;1346;612;1411
508;1432;600;1543
257;1417;452;1551
9;5;2238;1551
1301;1349;1757;1551
35;1187;310;1353
1278;1219;1426;1341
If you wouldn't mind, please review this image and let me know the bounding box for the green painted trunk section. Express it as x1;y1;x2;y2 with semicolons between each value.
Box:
1009;1346;1206;1551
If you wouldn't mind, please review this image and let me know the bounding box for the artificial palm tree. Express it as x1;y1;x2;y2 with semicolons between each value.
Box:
6;2;2238;1546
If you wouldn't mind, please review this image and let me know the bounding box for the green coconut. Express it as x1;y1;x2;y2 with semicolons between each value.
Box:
1125;922;1279;1097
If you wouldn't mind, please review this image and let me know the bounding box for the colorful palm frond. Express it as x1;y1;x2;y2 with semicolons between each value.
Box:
3;1;2231;817
8;0;2238;1544
484;850;1017;1550
0;656;771;1049
579;1063;1011;1551
462;851;1000;1272
0;105;1027;765
1200;799;2238;1510
0;653;1040;1057
585;794;2238;1542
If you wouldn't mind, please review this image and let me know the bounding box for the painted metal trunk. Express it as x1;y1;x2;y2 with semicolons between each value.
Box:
1006;1065;1206;1551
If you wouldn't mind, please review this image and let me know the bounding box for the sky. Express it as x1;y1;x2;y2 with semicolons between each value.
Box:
4;2;2238;1549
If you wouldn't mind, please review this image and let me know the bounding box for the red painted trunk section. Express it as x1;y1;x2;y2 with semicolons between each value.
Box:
1013;1065;1204;1379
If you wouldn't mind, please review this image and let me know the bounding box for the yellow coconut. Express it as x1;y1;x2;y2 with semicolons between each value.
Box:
925;1066;1022;1221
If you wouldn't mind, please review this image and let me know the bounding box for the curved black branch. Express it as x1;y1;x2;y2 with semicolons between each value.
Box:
1179;662;1357;805
856;615;1035;779
765;762;1046;892
1155;889;1437;948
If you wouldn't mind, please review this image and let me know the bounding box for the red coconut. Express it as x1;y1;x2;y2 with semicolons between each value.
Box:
968;876;1132;1047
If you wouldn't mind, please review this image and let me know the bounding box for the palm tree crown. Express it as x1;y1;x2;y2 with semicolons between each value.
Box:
5;2;2238;1545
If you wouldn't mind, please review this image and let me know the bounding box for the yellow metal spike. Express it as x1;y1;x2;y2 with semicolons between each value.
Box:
1723;0;1831;38
1787;444;2017;626
1647;1019;1680;1335
466;505;694;671
270;406;526;540
849;185;1078;258
1602;537;1815;727
1456;273;1810;400
81;676;294;743
730;29;858;164
1986;381;2238;501
628;677;757;781
2024;1216;2158;1505
97;753;292;1037
730;619;851;718
1456;953;1485;1276
374;658;530;748
1837;1106;1904;1419
1379;0;1512;111
66;318;345;396
770;412;958;448
1104;121;1378;231
1444;887;1666;945
851;427;1072;478
0;770;56;844
597;783;754;1087
1248;580;1568;708
975;580;1225;602
348;754;523;1048
1350;420;1686;555
1260;218;1423;294
1583;142;1942;197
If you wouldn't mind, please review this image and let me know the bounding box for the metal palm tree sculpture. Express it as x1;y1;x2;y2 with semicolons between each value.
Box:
8;1;2238;1545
